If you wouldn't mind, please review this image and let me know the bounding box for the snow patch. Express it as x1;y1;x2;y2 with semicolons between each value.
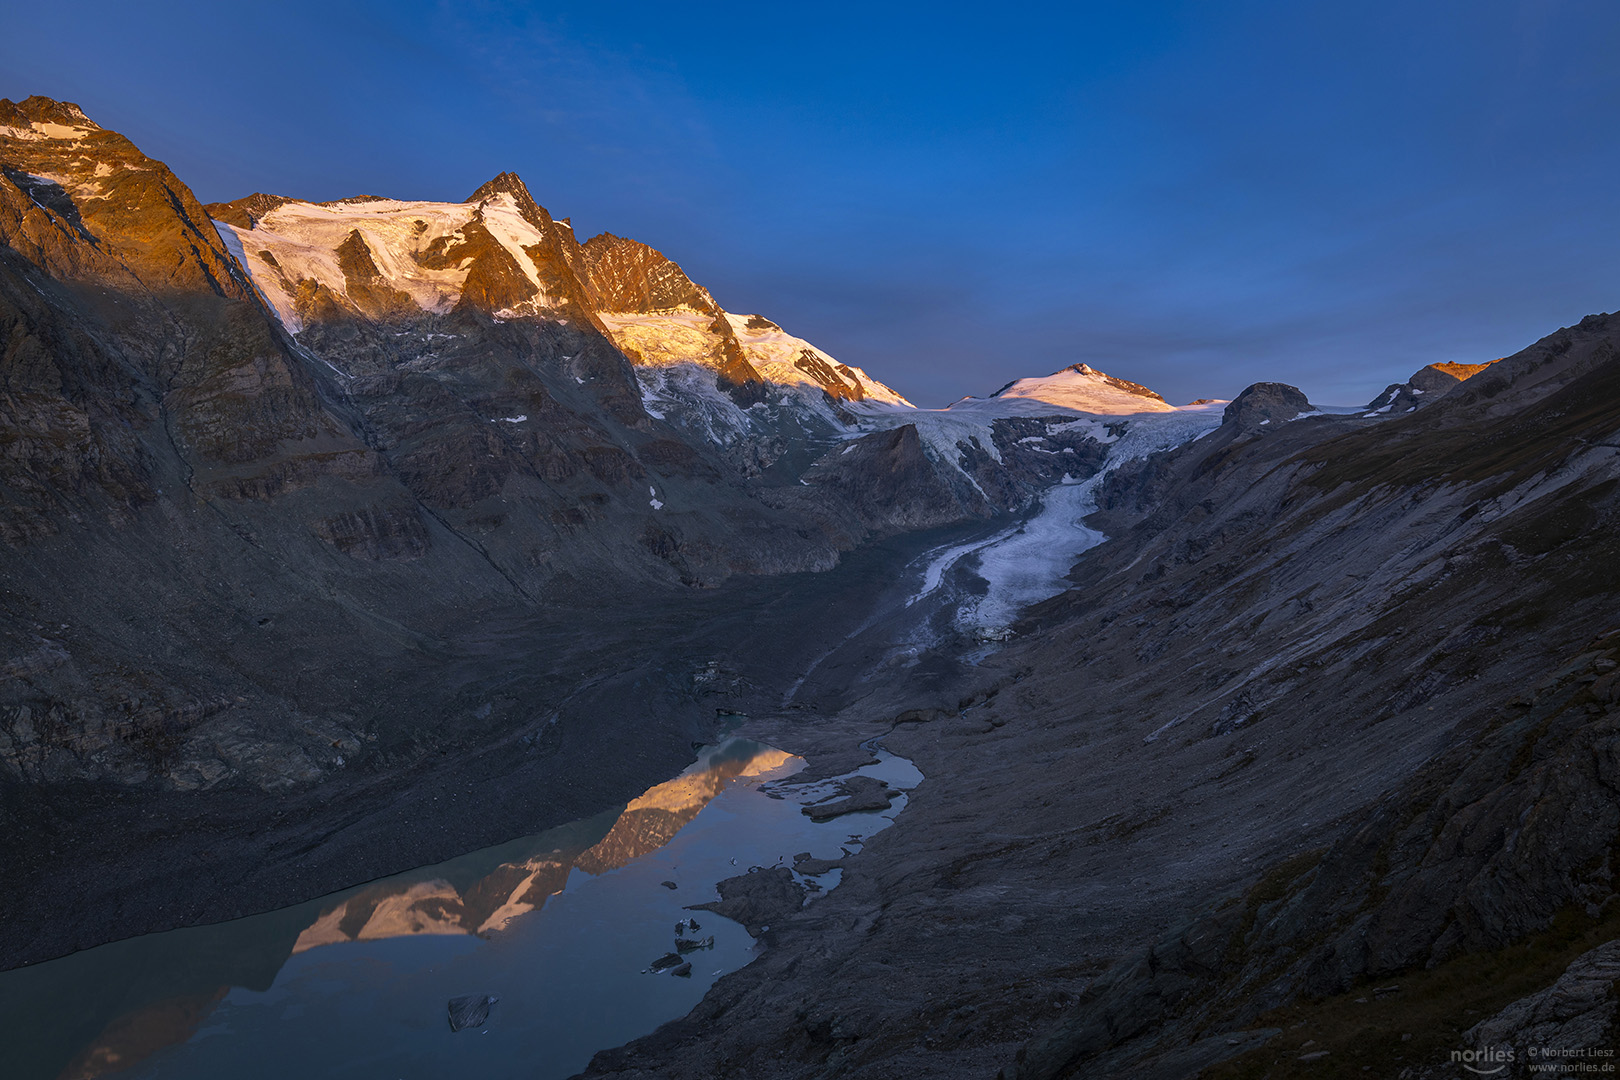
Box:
213;198;481;331
477;191;550;299
0;122;95;141
722;312;913;407
599;311;716;367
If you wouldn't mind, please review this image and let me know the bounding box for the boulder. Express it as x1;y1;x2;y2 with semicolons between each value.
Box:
447;994;497;1032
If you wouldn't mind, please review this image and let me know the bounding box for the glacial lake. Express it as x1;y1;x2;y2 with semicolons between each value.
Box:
0;738;921;1080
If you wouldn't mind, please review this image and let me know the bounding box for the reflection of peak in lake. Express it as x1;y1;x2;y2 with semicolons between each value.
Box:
8;739;805;1080
576;745;794;876
291;858;577;951
291;741;798;950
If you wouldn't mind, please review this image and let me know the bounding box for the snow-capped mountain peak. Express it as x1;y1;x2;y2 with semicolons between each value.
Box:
205;175;912;414
947;362;1175;416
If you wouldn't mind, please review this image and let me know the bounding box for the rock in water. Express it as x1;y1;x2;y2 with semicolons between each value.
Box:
688;867;807;936
671;962;693;977
649;952;685;972
792;852;843;875
802;775;897;822
447;995;497;1032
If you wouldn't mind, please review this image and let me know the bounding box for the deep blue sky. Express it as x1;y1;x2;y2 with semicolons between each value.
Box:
6;1;1620;406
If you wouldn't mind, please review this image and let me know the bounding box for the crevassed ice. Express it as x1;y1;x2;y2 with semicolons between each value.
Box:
956;407;1223;634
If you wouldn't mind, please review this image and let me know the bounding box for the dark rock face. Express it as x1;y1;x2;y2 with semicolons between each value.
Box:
333;230;417;322
1465;939;1620;1058
1365;359;1498;413
1220;381;1312;428
966;417;1111;510
0;97;368;538
802;424;991;534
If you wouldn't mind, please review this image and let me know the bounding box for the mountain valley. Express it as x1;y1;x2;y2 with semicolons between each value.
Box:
3;93;1619;1078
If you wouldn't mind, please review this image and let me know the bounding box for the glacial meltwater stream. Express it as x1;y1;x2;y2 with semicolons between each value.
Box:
0;739;921;1080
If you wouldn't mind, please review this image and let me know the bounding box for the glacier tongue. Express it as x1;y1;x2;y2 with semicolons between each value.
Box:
954;406;1223;635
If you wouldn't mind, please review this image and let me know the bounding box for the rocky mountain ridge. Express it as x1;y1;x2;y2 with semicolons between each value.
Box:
205;179;907;408
1363;358;1500;415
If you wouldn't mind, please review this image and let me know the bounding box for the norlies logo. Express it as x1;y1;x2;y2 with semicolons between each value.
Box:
1454;1047;1515;1075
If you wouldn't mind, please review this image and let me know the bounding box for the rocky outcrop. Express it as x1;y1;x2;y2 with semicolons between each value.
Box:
1365;358;1498;413
688;868;807;937
0;96;374;531
800;424;992;535
1219;380;1312;428
802;775;898;821
1465;940;1620;1066
579;232;717;316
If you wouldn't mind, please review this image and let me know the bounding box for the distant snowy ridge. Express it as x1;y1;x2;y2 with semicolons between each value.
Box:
949;363;1176;416
599;310;910;409
205;173;1222;511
